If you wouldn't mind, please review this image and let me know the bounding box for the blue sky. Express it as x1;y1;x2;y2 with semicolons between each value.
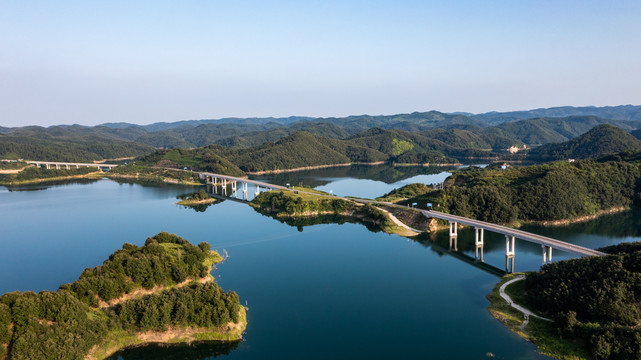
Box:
1;0;640;127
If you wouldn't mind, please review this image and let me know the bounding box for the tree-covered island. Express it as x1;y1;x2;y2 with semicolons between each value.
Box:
0;232;245;360
249;189;419;236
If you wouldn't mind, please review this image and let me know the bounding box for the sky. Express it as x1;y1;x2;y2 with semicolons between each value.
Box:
1;0;640;127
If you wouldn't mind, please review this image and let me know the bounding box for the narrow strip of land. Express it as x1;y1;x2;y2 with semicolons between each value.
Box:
499;275;551;326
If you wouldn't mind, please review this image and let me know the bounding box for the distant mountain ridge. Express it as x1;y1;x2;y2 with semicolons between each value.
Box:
471;105;641;125
3;105;641;163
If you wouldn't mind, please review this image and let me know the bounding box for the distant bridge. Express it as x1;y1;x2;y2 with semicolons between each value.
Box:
189;170;607;271
27;161;118;171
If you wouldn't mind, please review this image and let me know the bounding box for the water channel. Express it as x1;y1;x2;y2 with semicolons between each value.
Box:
1;165;639;359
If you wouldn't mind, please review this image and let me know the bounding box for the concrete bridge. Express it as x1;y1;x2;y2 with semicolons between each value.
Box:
27;161;118;171
197;172;287;200
421;209;606;272
189;170;606;271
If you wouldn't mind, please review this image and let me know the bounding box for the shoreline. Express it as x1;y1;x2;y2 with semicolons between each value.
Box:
523;206;628;227
88;307;247;360
487;274;589;359
87;249;247;360
176;198;219;206
0;171;104;186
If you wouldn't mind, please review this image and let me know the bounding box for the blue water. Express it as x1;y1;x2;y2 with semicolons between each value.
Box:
1;168;638;359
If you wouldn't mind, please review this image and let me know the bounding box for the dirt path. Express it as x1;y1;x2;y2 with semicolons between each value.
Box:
374;206;422;236
500;275;551;326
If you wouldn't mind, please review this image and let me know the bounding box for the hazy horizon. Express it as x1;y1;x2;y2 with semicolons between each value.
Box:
1;103;640;129
2;1;640;127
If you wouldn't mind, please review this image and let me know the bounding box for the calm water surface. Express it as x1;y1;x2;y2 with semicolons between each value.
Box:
1;166;638;359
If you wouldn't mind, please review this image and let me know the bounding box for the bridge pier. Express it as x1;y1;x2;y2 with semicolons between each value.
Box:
448;221;458;251
475;227;484;262
254;185;260;196
542;245;552;265
449;221;458;237
231;181;238;198
242;182;248;200
222;178;227;196
505;235;516;273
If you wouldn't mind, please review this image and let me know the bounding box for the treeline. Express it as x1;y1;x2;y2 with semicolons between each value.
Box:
0;166;96;184
111;147;246;178
111;282;240;332
178;189;213;201
0;232;242;360
524;244;641;359
391;156;641;223
68;232;215;306
251;191;396;232
252;190;356;216
0;134;153;162
0;290;108;360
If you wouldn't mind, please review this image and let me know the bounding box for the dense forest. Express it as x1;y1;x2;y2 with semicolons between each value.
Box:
0;133;154;162
0;232;243;360
528;124;641;161
251;190;396;233
523;242;641;359
380;152;641;223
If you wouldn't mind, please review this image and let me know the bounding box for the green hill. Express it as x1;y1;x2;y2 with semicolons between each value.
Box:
495;116;641;145
112;147;246;177
529;124;641;161
221;132;387;172
0;134;154;162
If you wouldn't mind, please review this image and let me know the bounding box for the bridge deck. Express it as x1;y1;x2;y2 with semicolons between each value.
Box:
27;161;118;168
195;170;606;258
198;172;289;190
423;210;606;257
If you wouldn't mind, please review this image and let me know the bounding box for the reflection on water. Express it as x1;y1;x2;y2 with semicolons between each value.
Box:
250;164;458;198
3;168;639;360
108;340;239;360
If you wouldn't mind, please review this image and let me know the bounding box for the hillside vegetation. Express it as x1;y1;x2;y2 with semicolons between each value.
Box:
0;132;154;162
381;154;641;224
528;124;641;161
0;232;243;360
522;243;641;359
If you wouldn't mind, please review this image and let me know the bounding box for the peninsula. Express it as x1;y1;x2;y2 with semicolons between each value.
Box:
487;242;641;360
0;232;245;360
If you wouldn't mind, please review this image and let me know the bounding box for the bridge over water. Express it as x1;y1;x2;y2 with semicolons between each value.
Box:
27;161;118;171
191;170;606;271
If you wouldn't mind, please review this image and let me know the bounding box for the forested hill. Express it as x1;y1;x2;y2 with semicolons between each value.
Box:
380;152;641;224
523;242;641;359
0;232;244;360
0;134;154;162
528;124;641;161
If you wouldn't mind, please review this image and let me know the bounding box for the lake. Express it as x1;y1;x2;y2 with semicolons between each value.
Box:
1;165;638;359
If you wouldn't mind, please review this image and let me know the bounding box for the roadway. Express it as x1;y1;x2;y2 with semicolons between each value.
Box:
193;169;606;258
